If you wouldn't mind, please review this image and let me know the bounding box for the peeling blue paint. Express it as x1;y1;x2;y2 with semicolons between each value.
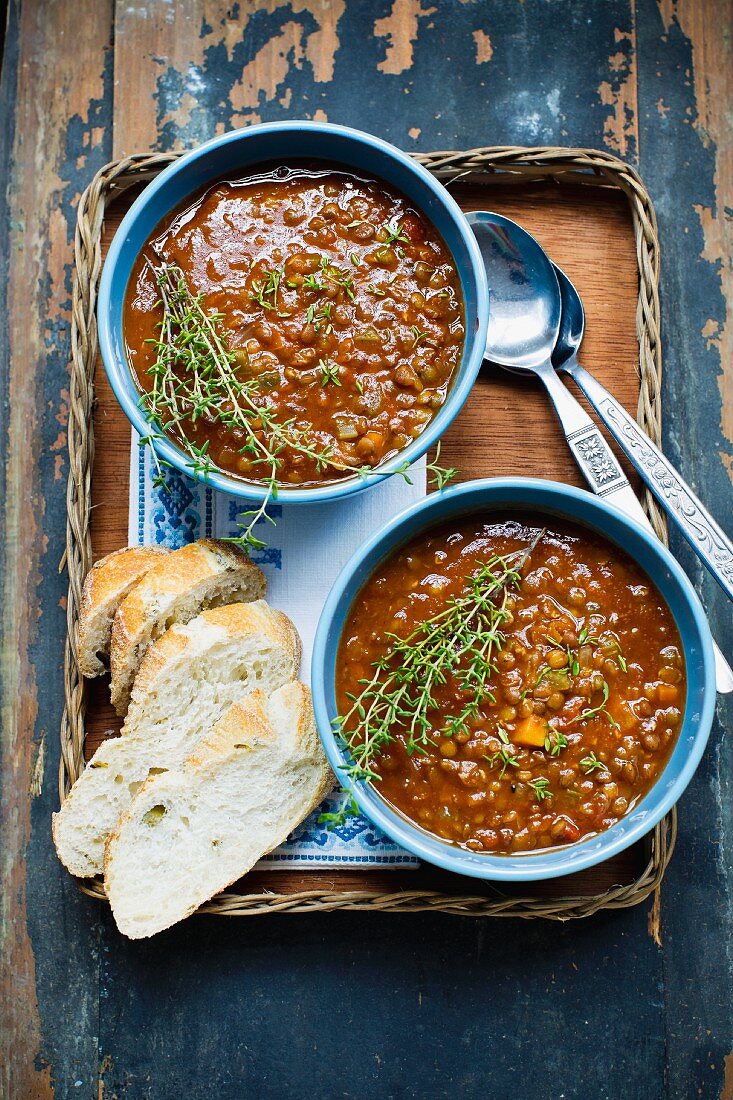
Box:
637;4;733;1098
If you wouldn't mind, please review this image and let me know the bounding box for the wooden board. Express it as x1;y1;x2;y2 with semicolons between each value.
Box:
86;173;647;901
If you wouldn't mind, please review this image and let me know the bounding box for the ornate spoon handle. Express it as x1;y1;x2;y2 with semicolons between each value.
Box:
534;359;650;524
562;358;733;605
535;359;733;693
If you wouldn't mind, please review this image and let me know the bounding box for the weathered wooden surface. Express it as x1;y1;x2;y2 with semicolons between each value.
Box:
1;2;731;1098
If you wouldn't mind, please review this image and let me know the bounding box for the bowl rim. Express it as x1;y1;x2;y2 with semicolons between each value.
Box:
311;476;717;881
97;119;490;504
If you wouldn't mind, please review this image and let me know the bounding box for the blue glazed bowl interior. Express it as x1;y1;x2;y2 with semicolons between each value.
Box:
98;121;489;504
311;478;716;882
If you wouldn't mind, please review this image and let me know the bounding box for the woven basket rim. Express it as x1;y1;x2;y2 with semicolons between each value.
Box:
60;143;675;920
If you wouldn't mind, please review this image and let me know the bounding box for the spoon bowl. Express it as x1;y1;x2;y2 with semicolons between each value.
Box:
465;210;561;371
551;264;586;369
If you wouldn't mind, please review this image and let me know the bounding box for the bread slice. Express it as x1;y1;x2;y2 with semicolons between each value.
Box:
109;539;266;714
104;682;333;938
77;545;170;677
53;601;299;878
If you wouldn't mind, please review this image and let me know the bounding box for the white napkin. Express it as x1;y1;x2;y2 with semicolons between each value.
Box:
128;430;421;868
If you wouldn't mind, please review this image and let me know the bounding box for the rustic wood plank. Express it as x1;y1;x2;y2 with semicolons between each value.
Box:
636;2;733;1097
0;0;114;1096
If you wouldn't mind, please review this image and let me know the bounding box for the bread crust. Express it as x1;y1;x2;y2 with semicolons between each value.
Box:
54;600;301;879
103;682;334;937
110;539;266;714
77;545;169;678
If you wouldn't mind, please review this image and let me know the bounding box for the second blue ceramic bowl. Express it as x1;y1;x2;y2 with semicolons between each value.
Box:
312;478;716;881
98;121;489;505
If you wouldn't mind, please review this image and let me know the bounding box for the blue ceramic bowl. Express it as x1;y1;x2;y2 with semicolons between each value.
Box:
98;121;489;504
312;478;716;882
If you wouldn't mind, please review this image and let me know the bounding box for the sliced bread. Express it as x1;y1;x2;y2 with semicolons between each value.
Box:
109;539;265;714
104;682;334;938
77;545;170;678
53;601;299;878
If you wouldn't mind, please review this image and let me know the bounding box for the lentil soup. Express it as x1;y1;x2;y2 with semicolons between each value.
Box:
123;165;465;488
335;517;686;854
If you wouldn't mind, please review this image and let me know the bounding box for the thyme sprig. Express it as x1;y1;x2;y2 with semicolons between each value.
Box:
485;726;520;777
425;441;458;491
139;260;405;549
334;537;545;787
383;220;410;245
529;777;552;802
580;751;604;773
544;729;568;757
571;680;619;729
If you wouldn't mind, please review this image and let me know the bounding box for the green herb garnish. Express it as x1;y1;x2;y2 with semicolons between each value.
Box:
426;441;458;491
383;220;409;245
140;260;390;550
529;777;552;802
409;325;429;348
335;555;522;784
319;358;341;387
333;531;546;784
571;681;618;728
580;751;604;773
544;729;568;757
250;268;281;311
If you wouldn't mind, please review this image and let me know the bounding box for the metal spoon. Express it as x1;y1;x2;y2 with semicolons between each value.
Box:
466;209;732;692
467;210;651;522
552;261;733;605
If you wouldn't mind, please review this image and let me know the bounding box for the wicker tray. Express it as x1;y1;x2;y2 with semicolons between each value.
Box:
61;145;676;920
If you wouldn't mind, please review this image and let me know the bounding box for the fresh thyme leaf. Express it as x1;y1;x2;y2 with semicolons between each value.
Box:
319;357;341;387
250;268;282;311
580;751;604;773
335;550;541;785
318;790;361;828
409;325;428;348
323;266;355;300
425;441;458;491
571;680;618;728
313;301;332;333
139;261;400;552
578;625;600;646
544;729;568;757
493;746;520;778
529;777;552;802
383;220;410;245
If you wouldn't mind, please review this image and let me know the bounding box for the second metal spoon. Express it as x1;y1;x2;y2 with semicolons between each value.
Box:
552;261;733;606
